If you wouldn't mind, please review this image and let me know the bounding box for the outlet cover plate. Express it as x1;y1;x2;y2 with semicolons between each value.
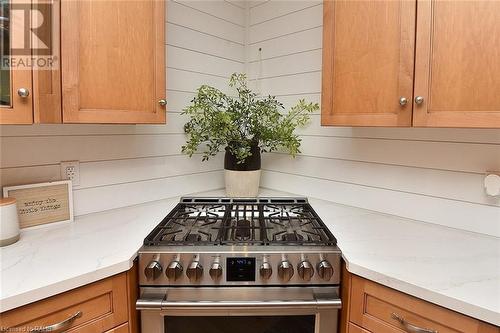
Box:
60;161;80;187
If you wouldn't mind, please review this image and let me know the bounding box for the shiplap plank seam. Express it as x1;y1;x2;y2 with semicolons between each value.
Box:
168;44;245;64
167;67;231;79
248;48;322;63
166;22;245;46
250;3;322;27
249;70;322;81
249;25;322;45
172;0;246;28
261;168;497;207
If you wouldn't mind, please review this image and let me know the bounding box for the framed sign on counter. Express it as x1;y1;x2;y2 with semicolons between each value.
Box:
2;180;74;229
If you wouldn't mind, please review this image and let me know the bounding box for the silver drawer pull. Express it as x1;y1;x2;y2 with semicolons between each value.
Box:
391;313;438;333
29;311;82;332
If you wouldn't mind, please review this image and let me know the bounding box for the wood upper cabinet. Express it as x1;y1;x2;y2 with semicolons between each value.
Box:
413;0;500;128
322;0;500;128
321;0;416;127
1;0;61;124
0;69;33;124
61;0;166;124
0;0;33;124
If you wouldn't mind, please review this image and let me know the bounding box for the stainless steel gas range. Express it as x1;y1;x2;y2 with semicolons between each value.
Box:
136;197;342;333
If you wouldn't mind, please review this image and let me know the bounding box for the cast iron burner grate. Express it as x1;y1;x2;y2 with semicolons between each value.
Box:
143;197;336;247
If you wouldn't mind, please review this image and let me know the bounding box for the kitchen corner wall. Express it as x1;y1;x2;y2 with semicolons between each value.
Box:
0;0;246;216
248;1;500;237
0;0;498;236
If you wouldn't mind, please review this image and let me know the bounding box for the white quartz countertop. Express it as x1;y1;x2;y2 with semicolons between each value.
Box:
1;189;499;326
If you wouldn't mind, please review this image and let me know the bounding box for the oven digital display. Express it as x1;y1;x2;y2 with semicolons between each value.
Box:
226;257;256;281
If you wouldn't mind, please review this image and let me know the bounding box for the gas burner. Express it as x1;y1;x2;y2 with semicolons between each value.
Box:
185;233;201;242
143;197;336;246
281;232;304;242
235;219;251;240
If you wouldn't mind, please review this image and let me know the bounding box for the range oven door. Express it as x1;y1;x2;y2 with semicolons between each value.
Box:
137;287;341;333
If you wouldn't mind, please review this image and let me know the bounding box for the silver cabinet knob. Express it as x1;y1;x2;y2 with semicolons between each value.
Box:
144;261;163;280
414;96;424;105
278;260;294;282
317;260;334;281
186;261;203;282
259;261;272;280
158;99;167;107
399;97;408;106
209;262;223;281
165;261;183;280
17;88;30;98
297;260;314;281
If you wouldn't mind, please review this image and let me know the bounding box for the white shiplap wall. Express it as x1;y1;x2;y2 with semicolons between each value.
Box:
0;0;498;237
248;1;500;237
0;0;246;216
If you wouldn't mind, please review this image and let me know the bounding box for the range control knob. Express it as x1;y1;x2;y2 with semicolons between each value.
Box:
298;260;314;281
278;260;294;282
259;262;272;280
209;262;223;280
186;261;204;282
144;260;163;280
165;261;183;280
317;260;334;281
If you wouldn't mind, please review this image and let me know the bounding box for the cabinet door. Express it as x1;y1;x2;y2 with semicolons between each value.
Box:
0;0;33;124
413;0;500;128
61;0;166;124
321;0;416;127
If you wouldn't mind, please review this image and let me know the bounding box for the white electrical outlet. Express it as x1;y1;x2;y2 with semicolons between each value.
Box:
60;161;80;186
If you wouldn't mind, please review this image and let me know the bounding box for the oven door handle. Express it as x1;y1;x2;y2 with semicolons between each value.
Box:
137;297;342;310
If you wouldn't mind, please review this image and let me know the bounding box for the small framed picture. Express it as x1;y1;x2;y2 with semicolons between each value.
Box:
3;180;74;229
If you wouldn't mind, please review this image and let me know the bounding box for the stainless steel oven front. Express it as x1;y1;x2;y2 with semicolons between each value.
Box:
137;286;342;333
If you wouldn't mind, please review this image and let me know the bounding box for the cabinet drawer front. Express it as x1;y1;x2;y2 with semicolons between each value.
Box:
0;273;128;332
349;322;371;333
350;275;498;333
105;323;130;333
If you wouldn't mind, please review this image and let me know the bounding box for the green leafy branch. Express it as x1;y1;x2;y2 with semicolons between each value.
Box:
181;73;319;164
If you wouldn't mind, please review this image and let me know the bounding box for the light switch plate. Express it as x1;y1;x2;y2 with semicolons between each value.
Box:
60;161;80;187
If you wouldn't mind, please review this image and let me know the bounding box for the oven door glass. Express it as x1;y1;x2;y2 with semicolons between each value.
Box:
164;315;315;333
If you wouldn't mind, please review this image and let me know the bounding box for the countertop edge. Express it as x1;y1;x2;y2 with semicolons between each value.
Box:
0;254;137;313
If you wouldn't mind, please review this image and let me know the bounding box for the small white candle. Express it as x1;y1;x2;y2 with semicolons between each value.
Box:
0;197;20;247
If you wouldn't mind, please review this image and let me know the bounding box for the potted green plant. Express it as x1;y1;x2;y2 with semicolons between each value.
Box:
181;73;319;197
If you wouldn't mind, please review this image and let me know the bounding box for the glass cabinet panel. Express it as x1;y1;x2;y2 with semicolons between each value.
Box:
0;0;11;107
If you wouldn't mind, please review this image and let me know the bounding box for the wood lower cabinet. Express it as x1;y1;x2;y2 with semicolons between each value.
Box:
0;266;139;333
61;0;166;124
348;323;371;333
341;268;499;333
322;0;500;128
106;323;130;333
